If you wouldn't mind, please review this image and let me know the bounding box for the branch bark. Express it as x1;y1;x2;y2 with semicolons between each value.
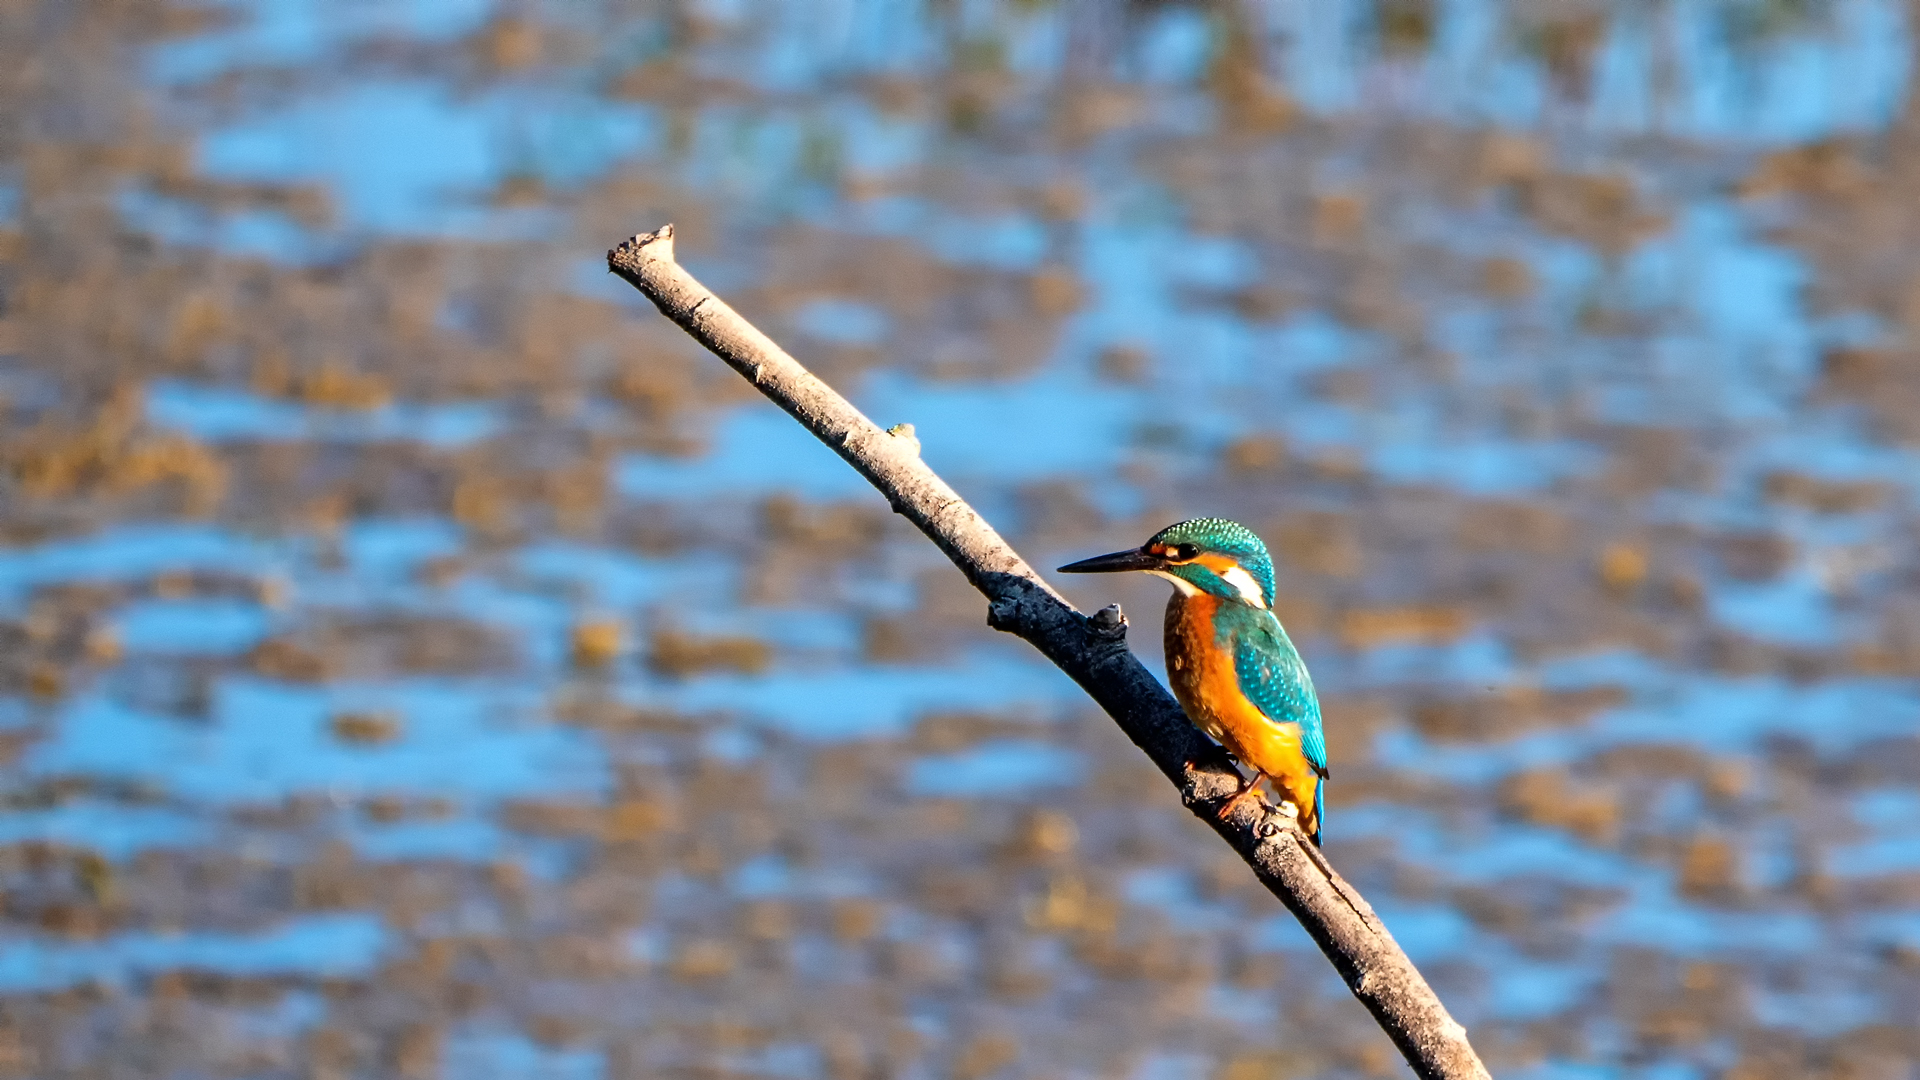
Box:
608;225;1492;1080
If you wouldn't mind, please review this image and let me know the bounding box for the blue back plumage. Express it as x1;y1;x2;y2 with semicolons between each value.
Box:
1219;604;1327;778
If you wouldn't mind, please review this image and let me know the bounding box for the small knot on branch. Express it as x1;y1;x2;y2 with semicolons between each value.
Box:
986;593;1020;632
1179;757;1247;813
886;423;921;455
1089;604;1127;641
982;573;1048;635
1180;778;1207;810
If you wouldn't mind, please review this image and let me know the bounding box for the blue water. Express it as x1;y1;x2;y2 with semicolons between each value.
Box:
147;0;495;85
0;913;388;992
906;739;1085;798
0;525;282;609
668;655;1077;740
115;597;275;656
441;1028;607;1080
147;380;504;448
197;81;657;236
0;802;209;860
144;0;1914;252
6;0;1920;1073
28;678;608;805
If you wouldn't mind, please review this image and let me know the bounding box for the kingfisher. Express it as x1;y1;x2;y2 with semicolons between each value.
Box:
1060;518;1326;845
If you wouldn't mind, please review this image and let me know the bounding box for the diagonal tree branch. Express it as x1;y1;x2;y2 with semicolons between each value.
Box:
608;225;1492;1080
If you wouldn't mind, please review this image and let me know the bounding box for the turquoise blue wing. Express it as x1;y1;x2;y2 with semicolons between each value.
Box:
1230;615;1328;778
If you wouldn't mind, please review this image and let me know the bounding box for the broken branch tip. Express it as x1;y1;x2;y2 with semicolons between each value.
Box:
608;224;678;273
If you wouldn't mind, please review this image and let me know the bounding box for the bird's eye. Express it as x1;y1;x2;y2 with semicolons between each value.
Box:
1173;544;1200;561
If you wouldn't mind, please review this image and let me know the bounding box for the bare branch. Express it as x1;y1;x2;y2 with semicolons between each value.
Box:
608;225;1492;1080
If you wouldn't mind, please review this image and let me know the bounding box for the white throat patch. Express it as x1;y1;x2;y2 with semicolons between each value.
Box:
1146;569;1201;596
1148;566;1267;607
1221;566;1269;608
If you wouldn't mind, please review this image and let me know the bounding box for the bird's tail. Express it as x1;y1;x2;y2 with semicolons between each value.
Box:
1309;782;1324;847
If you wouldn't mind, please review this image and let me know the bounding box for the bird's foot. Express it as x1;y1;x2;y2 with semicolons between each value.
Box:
1214;770;1269;821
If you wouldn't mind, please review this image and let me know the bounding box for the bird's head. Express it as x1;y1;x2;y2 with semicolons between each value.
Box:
1058;517;1275;609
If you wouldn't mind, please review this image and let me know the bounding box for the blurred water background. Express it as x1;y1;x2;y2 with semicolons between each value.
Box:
3;0;1920;1076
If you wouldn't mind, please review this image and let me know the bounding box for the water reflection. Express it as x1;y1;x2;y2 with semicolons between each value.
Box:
3;0;1919;1076
0;914;388;993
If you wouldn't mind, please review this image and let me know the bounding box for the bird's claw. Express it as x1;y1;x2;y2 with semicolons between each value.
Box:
1214;771;1268;821
1215;787;1259;820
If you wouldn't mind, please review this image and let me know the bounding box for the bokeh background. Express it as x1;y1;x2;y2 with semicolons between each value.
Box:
3;1;1920;1077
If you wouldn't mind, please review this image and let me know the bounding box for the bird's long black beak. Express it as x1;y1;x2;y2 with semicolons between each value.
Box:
1057;548;1162;574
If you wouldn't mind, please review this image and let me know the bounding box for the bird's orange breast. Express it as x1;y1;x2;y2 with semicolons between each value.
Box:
1164;591;1320;825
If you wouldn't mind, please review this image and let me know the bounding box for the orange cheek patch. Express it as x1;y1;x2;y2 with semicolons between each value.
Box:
1193;553;1238;574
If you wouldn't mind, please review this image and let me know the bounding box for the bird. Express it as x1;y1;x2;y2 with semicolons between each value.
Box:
1059;517;1326;845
